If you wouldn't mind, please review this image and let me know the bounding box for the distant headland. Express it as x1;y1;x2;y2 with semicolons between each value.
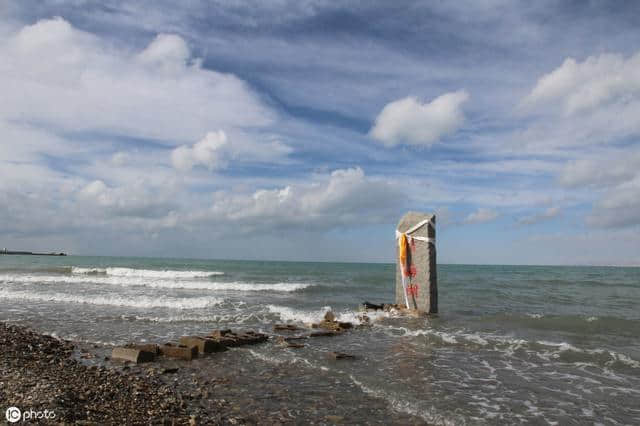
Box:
1;249;67;256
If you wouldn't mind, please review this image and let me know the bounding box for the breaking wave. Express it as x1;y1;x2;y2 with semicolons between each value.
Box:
0;288;222;309
0;274;310;292
71;267;224;278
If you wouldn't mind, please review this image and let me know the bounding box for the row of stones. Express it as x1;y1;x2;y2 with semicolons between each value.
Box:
111;313;359;364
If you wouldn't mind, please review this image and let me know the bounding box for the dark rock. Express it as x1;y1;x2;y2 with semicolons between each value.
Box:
362;301;384;310
209;329;232;339
273;324;304;332
309;330;341;338
325;351;356;360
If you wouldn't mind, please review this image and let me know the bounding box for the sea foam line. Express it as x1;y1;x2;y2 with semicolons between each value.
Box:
381;326;640;369
0;274;311;292
0;289;223;309
265;304;392;325
71;267;224;278
348;375;460;425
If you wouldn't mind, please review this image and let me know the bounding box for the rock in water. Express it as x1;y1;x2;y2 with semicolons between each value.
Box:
179;336;227;354
326;351;356;360
111;347;156;364
159;343;198;360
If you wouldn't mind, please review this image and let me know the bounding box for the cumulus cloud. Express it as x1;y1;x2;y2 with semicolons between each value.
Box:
77;179;175;218
370;91;469;147
523;52;640;115
171;130;292;171
518;207;561;225
0;17;273;144
171;131;228;171
463;208;499;224
188;167;405;233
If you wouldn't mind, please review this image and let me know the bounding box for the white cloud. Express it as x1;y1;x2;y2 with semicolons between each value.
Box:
518;207;561;225
587;176;640;228
0;17;273;144
523;52;640;115
189;167;404;233
370;91;469;147
111;152;130;166
77;179;175;218
171;130;228;171
171;130;292;171
558;151;640;188
137;34;191;72
463;208;499;224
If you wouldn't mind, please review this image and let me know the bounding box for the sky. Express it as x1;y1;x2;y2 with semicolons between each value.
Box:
1;0;640;265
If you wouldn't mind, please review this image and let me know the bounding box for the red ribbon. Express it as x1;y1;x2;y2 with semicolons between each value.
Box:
407;283;419;297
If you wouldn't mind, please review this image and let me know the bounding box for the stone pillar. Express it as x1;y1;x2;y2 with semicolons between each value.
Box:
395;212;437;314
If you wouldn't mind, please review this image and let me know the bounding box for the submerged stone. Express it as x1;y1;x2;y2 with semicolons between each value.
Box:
111;347;155;364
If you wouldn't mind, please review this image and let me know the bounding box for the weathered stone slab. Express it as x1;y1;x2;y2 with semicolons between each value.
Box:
112;347;155;363
210;329;232;339
309;330;342;337
326;351;356;360
207;329;269;347
236;331;268;345
179;336;227;354
395;212;438;314
275;335;308;343
125;343;160;355
273;324;305;332
159;343;198;360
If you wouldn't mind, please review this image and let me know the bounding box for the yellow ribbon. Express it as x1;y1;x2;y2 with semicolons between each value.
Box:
398;233;408;276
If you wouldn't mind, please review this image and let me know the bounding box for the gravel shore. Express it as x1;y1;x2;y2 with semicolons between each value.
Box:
1;322;426;425
0;323;230;424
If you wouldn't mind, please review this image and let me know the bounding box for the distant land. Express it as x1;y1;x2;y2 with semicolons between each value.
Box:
1;249;66;256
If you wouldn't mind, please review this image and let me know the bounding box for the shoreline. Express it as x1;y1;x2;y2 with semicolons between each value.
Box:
0;322;425;425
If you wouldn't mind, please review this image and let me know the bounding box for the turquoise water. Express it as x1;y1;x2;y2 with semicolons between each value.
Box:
1;255;639;424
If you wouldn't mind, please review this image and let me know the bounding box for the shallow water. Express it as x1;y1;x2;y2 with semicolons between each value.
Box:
1;255;639;424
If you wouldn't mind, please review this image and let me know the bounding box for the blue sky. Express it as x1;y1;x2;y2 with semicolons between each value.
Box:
1;1;640;265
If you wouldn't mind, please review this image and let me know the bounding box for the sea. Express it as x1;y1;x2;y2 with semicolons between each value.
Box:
1;255;639;425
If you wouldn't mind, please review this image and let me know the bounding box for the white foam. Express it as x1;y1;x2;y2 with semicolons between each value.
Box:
265;305;390;325
348;375;460;425
382;326;489;346
71;267;224;278
247;349;285;365
536;340;640;369
0;289;222;309
0;274;309;292
266;305;332;324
